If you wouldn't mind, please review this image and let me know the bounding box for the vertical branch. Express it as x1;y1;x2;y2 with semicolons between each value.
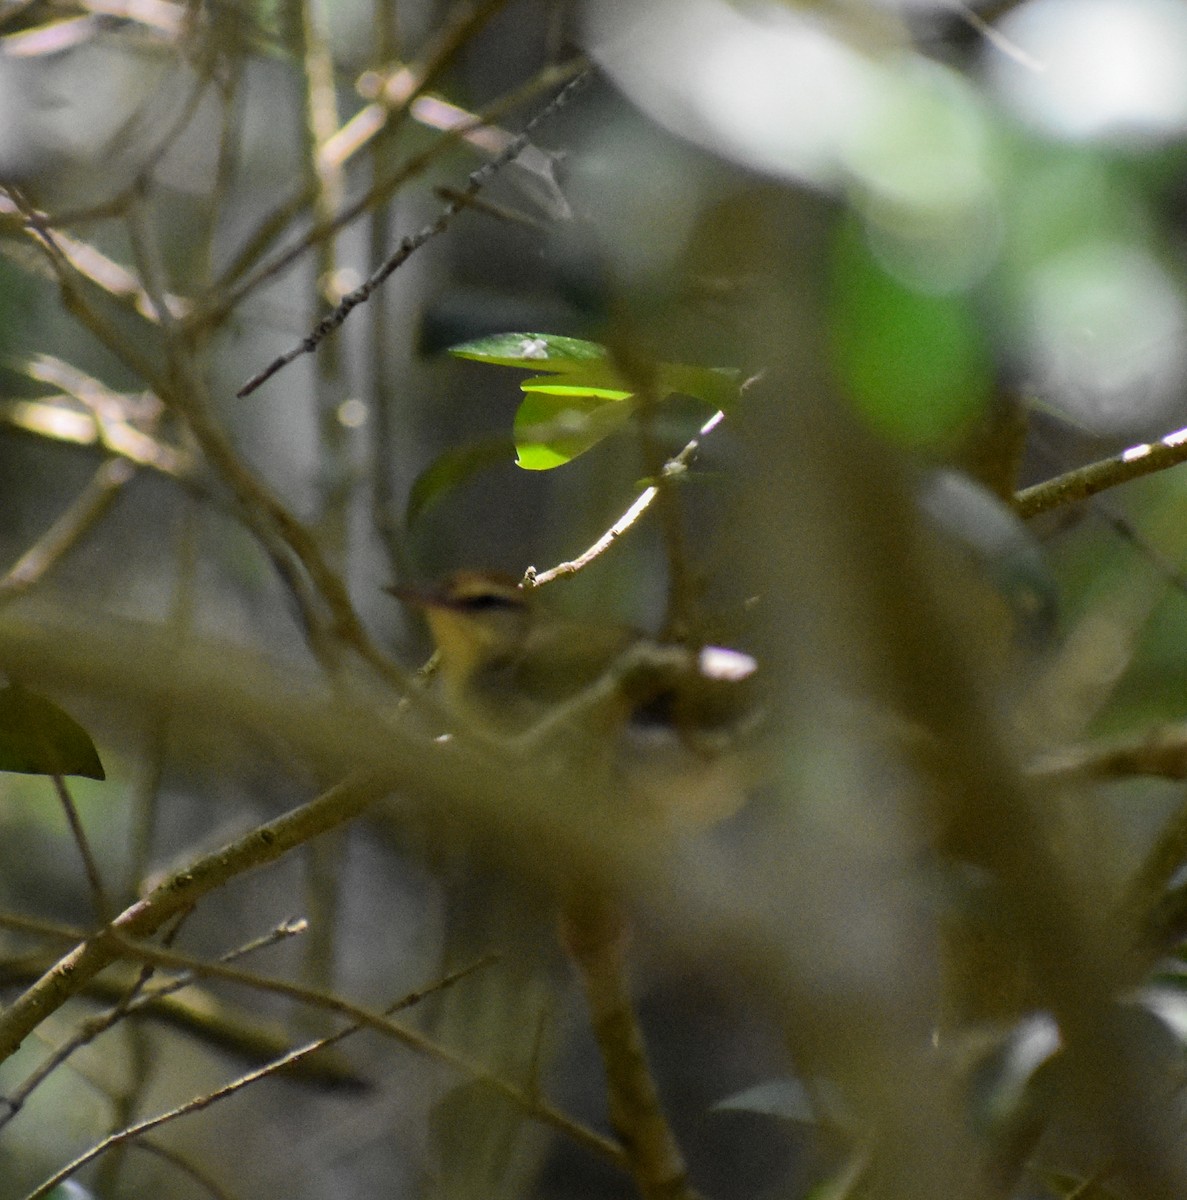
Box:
121;188;413;690
291;0;351;560
126;496;199;900
607;340;696;639
289;0;350;1005
562;893;696;1200
368;0;411;583
635;381;694;639
195;57;247;302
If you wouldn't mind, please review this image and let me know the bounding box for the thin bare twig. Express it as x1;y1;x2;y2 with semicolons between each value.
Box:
432;184;551;229
236;68;590;398
0;919;310;1133
527;411;726;589
125;189;414;688
366;0;407;582
325;0;513;167
0;915;365;1089
205;0;512;300
0;190;190;324
1030;724;1187;786
96;933;617;1160
1015;423;1187;519
126;495;198;901
131;1140;240;1200
0;459;135;604
1089;499;1187;604
206;55;581;324
52;774;111;924
19;957;497;1200
0;396;193;479
0;773;391;1066
8;190;172;395
939;0;1046;71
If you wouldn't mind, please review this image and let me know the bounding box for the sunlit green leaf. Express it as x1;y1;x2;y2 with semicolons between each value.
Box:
451;333;743;469
449;332;610;373
0;683;104;780
519;373;633;402
406;438;517;526
514;389;635;470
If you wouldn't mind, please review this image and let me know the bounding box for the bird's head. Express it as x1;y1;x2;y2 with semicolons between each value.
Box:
388;570;534;690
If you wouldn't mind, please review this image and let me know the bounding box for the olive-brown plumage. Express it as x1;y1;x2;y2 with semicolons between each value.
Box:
391;571;762;829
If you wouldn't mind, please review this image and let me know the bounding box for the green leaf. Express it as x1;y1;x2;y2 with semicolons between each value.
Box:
519;372;634;401
452;333;743;404
450;332;743;469
449;332;610;373
406;438;517;526
513;388;635;470
0;683;104;779
654;362;742;409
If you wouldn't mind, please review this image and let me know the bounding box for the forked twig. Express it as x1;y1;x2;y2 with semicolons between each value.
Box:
20;956;496;1200
237;68;589;397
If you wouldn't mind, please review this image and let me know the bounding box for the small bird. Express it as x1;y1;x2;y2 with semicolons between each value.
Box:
389;570;762;830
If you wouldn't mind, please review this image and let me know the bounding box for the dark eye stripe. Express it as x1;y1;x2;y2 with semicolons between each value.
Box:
456;592;523;612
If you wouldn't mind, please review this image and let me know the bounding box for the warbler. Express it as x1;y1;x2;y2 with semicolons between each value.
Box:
389;571;762;830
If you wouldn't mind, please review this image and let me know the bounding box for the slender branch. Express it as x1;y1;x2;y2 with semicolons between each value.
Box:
0;770;621;1165
236;67;590;397
214;54;583;322
0;773;391;1065
1029;724;1187;785
130;1141;239;1200
290;0;352;1006
0;397;194;480
205;0;513;300
8;190;172;396
938;0;1045;69
324;0;513;166
1122;793;1187;941
52;775;111;924
1089;499;1187;603
0;190;190;324
125;191;412;688
0;914;267;1135
527;412;725;589
92;934;610;1157
0;916;363;1089
432;184;551;229
102;941;620;1164
1015;425;1187;519
19;957;501;1200
126;495;197;900
0;459;135;604
366;0;407;580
